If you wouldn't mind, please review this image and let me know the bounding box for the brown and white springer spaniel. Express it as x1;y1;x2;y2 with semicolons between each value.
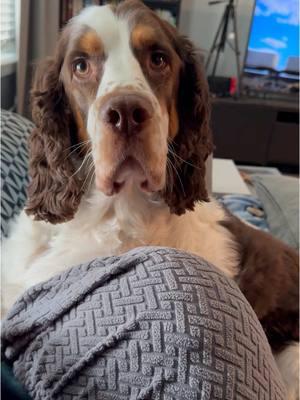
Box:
2;1;299;397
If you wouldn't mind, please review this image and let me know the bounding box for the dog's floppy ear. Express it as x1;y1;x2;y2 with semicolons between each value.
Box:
163;36;213;215
26;33;84;224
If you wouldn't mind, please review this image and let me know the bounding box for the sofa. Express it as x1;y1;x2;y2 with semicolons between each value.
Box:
2;109;295;399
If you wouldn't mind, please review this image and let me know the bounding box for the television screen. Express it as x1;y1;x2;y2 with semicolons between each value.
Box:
243;0;299;95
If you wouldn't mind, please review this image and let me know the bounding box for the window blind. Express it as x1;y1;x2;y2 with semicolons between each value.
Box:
0;0;16;58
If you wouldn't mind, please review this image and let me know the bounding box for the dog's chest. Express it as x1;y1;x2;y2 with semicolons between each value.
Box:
55;199;239;279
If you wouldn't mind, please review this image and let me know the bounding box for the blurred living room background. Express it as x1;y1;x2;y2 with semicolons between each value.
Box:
1;0;299;245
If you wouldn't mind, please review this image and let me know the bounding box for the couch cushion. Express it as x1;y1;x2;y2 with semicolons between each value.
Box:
252;174;299;249
1;110;33;237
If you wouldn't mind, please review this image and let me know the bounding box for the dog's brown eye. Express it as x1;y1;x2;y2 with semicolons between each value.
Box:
150;51;168;69
73;58;90;77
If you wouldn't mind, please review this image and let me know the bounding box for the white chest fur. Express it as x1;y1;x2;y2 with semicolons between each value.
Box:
2;187;238;312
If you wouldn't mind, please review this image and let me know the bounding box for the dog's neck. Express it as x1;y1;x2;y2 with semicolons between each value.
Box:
65;182;172;254
77;182;171;230
50;179;238;279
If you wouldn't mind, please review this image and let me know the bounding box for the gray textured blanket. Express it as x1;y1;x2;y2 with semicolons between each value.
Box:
2;247;286;399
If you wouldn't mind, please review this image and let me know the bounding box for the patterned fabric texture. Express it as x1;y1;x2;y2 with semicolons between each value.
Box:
2;247;286;400
1;109;33;237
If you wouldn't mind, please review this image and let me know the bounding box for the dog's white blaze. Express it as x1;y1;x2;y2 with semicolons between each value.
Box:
76;5;163;146
75;5;153;98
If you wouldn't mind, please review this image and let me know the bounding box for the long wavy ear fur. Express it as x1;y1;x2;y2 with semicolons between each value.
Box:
26;50;83;224
163;36;213;215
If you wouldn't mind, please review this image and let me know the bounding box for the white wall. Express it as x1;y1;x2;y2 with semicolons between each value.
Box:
179;0;255;77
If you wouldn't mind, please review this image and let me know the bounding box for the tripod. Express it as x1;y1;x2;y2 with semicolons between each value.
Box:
205;0;241;96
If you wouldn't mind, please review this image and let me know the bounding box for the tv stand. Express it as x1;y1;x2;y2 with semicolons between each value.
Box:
211;97;299;168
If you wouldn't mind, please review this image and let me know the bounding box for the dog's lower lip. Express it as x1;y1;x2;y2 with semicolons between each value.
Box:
113;156;145;183
141;180;148;189
140;179;153;193
113;181;124;194
96;156;163;195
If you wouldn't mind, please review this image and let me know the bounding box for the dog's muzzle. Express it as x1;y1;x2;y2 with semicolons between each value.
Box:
94;91;164;196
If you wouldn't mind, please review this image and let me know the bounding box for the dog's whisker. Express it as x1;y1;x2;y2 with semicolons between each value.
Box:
64;140;91;160
168;145;201;171
167;157;185;196
68;139;91;150
81;158;95;192
165;161;170;192
65;145;90;161
65;140;91;154
71;150;93;179
166;159;174;193
86;163;96;191
86;170;96;192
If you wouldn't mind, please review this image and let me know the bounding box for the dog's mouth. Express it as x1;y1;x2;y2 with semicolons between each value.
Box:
112;156;148;194
95;156;163;196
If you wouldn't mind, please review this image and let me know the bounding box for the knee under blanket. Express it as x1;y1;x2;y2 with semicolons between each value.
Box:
2;247;286;399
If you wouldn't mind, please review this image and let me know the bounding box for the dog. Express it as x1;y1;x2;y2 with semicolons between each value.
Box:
2;1;299;397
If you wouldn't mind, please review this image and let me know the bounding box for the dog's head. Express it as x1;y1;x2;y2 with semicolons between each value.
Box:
26;0;213;224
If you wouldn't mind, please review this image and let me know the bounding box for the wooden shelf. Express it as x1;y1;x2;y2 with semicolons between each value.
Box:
144;0;180;12
60;0;181;27
144;0;181;25
60;1;101;27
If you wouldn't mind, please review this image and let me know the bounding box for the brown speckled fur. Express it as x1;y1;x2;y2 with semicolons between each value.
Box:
26;31;84;224
220;212;299;351
160;27;213;214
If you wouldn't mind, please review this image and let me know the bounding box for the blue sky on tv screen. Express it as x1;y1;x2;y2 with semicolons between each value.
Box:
248;0;299;70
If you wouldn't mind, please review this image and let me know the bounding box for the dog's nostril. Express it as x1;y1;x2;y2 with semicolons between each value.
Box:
132;108;148;124
107;109;121;126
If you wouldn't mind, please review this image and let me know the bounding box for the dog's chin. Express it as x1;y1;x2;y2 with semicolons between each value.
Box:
95;156;165;197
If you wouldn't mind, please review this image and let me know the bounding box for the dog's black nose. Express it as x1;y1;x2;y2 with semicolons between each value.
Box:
102;94;153;135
